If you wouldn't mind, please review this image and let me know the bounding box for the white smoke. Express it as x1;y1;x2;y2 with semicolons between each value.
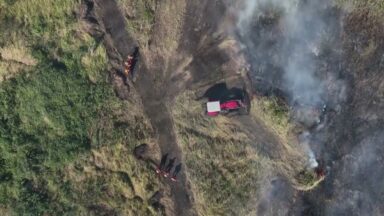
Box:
299;131;319;168
237;0;298;33
236;0;333;168
237;0;258;29
308;150;319;168
236;0;335;107
281;0;329;107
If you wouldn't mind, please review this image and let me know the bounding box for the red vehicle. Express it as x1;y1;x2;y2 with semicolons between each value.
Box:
206;99;247;116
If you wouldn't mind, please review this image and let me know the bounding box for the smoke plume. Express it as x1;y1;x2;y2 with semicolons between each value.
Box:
237;0;336;107
299;131;319;168
235;0;346;166
231;0;383;215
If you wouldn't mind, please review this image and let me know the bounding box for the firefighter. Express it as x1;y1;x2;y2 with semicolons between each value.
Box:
123;55;134;76
156;153;168;174
163;157;176;177
126;55;134;66
171;163;182;182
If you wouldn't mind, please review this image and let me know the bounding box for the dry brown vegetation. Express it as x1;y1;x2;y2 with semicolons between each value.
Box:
335;0;384;18
249;97;321;190
63;141;160;215
172;92;272;215
171;91;325;215
0;36;37;82
1;0;382;214
117;0;186;57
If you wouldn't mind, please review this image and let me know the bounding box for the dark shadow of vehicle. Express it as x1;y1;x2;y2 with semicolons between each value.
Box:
202;82;251;115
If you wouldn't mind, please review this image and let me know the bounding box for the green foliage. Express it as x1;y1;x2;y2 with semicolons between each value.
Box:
117;0;156;45
0;45;115;215
0;0;131;214
260;97;289;126
250;96;294;145
294;169;322;190
0;0;76;29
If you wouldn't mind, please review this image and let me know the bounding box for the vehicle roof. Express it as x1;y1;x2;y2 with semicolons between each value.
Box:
207;101;221;112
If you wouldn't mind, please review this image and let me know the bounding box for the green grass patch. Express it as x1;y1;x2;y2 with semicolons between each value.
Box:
0;0;158;215
117;0;156;46
250;96;293;143
0;40;114;215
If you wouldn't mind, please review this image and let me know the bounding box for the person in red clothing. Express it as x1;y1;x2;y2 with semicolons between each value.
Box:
124;55;134;76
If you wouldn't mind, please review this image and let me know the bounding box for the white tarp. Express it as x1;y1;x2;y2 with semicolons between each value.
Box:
207;101;221;112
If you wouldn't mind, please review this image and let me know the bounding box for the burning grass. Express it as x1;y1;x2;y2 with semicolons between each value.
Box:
172;92;272;215
250;96;324;190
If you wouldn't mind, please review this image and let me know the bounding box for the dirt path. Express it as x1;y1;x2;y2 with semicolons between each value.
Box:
90;0;264;215
235;115;286;159
133;63;195;216
91;0;195;215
